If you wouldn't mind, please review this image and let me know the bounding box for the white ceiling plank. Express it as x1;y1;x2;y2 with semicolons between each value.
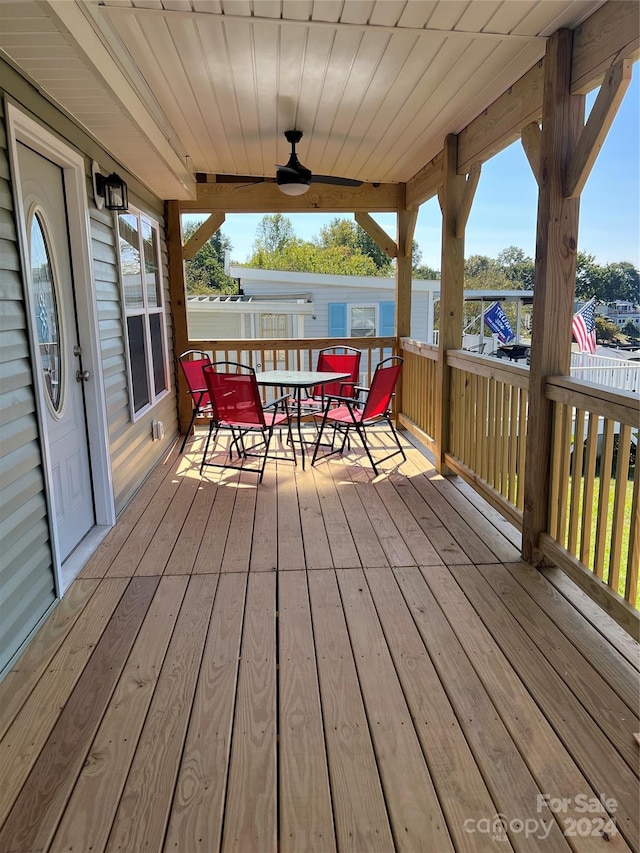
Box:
315;30;392;176
250;19;281;175
363;36;495;180
111;12;208;166
426;1;471;31
311;1;343;24
457;1;506;34
282;26;334;141
168;15;233;171
198;17;247;172
283;0;312;21
344;33;466;179
397;1;436;28
369;0;404;27
192;1;223;11
337;31;424;179
339;1;376;25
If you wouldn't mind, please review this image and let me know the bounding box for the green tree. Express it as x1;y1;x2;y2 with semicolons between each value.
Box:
246;240;380;276
496;246;534;289
253;214;296;254
595;315;619;343
316;217;392;273
412;241;439;279
182;222;236;294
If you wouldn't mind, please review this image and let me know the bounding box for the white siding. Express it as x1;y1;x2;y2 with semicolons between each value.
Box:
0;95;56;673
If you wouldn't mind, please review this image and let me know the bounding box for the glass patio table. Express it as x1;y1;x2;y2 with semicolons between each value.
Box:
255;369;351;469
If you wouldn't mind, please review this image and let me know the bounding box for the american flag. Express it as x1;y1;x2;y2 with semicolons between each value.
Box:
572;298;597;354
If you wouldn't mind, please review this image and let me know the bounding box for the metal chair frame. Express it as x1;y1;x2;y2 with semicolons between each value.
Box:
200;362;295;482
297;345;362;413
311;356;406;475
178;349;214;452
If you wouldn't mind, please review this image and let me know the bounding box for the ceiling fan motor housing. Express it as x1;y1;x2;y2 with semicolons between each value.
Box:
277;129;312;191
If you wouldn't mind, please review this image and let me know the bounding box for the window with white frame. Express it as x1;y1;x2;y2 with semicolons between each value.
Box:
117;208;169;418
349;305;377;337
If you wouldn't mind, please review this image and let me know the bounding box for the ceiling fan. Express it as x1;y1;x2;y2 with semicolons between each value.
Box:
213;130;363;194
276;129;362;196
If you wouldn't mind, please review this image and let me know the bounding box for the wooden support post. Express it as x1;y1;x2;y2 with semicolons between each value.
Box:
522;30;585;562
435;135;467;474
395;187;417;418
166;200;192;439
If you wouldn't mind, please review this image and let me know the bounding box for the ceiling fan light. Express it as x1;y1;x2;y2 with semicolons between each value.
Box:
278;181;311;196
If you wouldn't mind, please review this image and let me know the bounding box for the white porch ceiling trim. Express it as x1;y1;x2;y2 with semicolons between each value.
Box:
44;0;196;199
98;5;547;44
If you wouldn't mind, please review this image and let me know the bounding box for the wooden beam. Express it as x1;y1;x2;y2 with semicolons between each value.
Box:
354;212;397;258
458;62;545;175
521;122;542;184
182;213;226;260
571;0;640;93
455;163;481;239
565;59;632;198
182;181;399;213
435;136;467;475
165;201;192;438
522;30;585;563
457;1;639;174
406;153;443;208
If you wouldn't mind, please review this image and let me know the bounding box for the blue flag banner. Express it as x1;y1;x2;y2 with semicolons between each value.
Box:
483;302;515;343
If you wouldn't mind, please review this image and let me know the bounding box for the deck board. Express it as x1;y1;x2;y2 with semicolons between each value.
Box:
50;575;190;853
1;432;637;852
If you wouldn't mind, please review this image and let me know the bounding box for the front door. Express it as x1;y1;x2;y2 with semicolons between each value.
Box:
18;143;95;560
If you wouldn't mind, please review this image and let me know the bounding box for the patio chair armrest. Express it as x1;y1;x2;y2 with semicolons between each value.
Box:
264;393;291;410
322;394;364;408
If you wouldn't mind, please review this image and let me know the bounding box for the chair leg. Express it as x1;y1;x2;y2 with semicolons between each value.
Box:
200;419;219;474
355;423;379;475
180;406;199;453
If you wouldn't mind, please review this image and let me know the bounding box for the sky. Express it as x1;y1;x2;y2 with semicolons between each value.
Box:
186;69;639;272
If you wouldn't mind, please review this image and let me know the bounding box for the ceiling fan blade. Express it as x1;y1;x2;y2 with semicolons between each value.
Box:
215;174;268;183
313;175;363;187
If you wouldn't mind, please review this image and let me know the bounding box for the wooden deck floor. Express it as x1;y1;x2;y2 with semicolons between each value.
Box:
0;430;638;853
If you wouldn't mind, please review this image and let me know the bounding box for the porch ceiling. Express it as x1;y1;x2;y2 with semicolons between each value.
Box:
0;0;605;202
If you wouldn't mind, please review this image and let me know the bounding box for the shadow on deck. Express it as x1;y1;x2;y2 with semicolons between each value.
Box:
0;429;638;852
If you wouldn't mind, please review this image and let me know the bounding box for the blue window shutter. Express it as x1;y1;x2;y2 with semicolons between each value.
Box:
328;303;347;337
380;301;395;337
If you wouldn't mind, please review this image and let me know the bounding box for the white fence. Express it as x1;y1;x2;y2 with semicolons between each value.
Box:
570;352;639;393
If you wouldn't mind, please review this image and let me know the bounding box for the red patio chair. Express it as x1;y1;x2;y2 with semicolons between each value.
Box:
179;349;214;452
200;362;295;482
311;356;406;475
297;345;361;412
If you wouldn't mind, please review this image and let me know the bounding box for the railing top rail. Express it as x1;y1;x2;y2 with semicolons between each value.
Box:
400;337;438;360
446;349;530;389
187;336;396;352
547;376;640;427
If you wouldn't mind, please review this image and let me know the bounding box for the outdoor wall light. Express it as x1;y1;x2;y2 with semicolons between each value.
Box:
92;160;129;211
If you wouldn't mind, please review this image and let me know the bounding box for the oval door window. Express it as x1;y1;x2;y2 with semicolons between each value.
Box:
30;211;63;413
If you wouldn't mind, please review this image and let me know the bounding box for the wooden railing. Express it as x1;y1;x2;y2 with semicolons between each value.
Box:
540;377;639;633
397;339;638;634
398;339;438;452
181;336;395;406
445;351;529;528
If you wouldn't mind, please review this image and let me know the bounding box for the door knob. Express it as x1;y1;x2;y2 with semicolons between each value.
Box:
76;370;90;382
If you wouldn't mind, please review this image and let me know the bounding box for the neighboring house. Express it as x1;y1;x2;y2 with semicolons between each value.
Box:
187;265;440;346
1;69;177;672
596;301;640;330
